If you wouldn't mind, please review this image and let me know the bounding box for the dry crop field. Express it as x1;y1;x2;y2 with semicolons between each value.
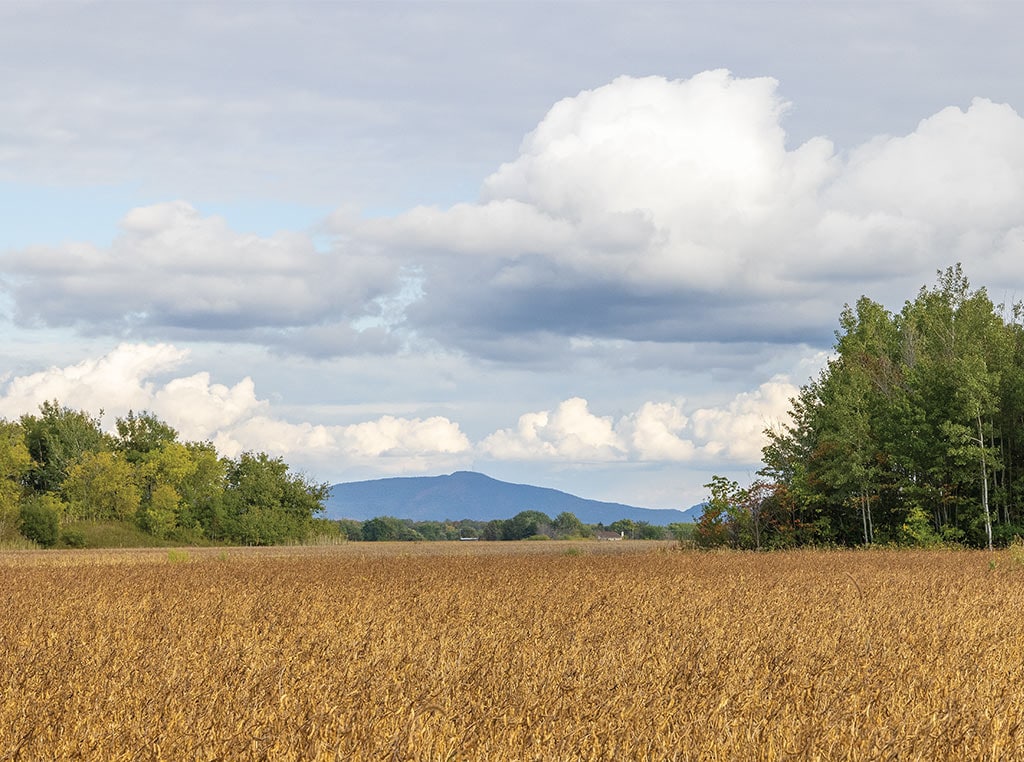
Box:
2;542;1023;760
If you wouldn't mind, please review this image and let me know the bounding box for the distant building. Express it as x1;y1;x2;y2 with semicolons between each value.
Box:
595;530;624;541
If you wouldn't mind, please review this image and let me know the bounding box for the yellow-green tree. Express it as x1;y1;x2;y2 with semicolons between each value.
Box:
64;451;141;521
0;421;32;540
141;483;180;538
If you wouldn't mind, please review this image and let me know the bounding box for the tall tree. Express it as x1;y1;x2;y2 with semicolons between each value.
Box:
759;265;1015;547
115;410;178;464
20;401;108;493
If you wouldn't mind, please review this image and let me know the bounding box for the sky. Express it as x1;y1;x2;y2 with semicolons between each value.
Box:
1;1;1023;509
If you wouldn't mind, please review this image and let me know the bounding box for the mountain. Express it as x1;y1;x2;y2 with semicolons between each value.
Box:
678;503;706;522
325;471;697;525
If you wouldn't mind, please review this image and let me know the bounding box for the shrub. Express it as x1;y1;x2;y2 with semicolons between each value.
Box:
19;498;59;547
60;528;87;548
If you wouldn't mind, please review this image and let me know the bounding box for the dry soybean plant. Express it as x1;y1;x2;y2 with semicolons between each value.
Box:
1;544;1023;760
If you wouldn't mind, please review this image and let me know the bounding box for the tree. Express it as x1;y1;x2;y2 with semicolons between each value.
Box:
21;401;108;493
758;264;1015;548
114;410;178;464
482;519;506;541
0;420;32;541
221;452;328;545
139;483;179;538
634;522;666;540
336;518;363;541
694;476;746;549
609;519;637;539
502;510;551;540
552;511;586;538
178;442;226;534
63;451;141;521
361;516;403;541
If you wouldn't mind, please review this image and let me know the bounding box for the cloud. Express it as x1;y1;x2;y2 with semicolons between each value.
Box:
687;377;798;461
337;71;1024;355
0;343;191;420
0;343;471;475
480;378;797;465
1;202;401;355
0;341;803;479
480;397;627;462
7;72;1024;366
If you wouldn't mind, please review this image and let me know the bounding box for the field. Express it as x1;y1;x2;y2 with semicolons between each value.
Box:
2;542;1023;760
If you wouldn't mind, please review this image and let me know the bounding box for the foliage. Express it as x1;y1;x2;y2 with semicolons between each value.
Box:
18;495;59;547
219;452;328;545
59;527;87;548
552;511;588;538
21;401;108;493
754;265;1024;548
0;401;328;548
667;522;694;545
336;518;364;541
0;421;32;541
361;516;403;542
63;450;141;521
501;510;552;540
115;410;179;463
341;512;679;542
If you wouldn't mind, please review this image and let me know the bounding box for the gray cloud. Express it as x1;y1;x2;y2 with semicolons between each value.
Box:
3;2;1020;208
343;73;1024;360
7;71;1024;367
1;201;401;354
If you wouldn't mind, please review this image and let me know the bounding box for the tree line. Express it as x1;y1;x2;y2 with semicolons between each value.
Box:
697;265;1024;550
336;511;686;542
1;402;329;547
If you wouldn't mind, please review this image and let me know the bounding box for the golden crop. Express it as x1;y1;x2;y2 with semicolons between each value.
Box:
1;543;1023;760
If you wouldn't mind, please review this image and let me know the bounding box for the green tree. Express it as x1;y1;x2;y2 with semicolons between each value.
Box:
502;510;551;540
0;420;32;541
21;401;108;493
760;264;1015;548
114;410;179;464
482;519;506;541
552;511;586;538
139;483;179;538
634;522;665;540
361;516;403;541
134;441;201;534
220;452;328;545
337;518;364;541
694;476;747;549
609;519;637;539
667;522;694;545
178;442;226;534
18;495;59;547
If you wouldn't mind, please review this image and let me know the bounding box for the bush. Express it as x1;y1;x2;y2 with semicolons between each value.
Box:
60;528;87;548
19;499;59;547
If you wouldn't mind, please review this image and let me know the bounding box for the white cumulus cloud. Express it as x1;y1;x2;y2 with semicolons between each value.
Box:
336;71;1024;353
0;343;471;476
481;397;626;461
480;379;798;466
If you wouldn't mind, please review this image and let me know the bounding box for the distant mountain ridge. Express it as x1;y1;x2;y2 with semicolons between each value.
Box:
326;471;699;525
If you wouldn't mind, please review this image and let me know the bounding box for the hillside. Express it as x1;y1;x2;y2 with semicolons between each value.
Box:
326;471;696;525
